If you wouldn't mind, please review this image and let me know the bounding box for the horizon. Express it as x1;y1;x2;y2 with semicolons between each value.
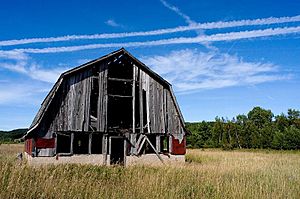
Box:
0;0;300;130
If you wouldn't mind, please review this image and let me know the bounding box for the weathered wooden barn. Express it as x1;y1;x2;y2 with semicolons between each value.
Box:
24;48;186;166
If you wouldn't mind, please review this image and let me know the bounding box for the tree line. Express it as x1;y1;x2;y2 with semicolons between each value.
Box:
186;107;300;150
0;129;27;143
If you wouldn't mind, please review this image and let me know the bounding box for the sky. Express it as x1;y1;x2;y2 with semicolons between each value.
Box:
0;0;300;130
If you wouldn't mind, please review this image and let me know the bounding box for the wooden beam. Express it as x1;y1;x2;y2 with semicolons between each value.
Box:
102;134;108;165
156;135;161;152
108;94;132;98
70;133;74;155
123;139;127;166
146;76;150;134
169;135;172;154
88;133;92;154
132;65;136;134
139;70;143;134
137;135;146;154
108;77;133;82
145;137;164;164
131;65;136;154
130;134;136;155
108;136;112;155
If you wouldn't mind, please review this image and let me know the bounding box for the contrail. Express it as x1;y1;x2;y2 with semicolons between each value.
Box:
0;15;300;46
9;26;300;54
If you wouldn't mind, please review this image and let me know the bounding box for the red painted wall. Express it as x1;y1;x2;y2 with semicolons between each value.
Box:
25;139;33;154
35;138;55;149
171;135;186;155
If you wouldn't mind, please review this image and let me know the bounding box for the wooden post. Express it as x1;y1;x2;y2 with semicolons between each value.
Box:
168;135;172;154
164;89;168;134
131;65;136;154
124;139;127;166
54;133;57;155
108;136;112;155
102;134;108;165
70;133;74;155
156;135;161;152
88;133;92;154
139;70;143;134
146;76;150;134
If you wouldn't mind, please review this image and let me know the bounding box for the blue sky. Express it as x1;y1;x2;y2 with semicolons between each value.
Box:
1;0;300;130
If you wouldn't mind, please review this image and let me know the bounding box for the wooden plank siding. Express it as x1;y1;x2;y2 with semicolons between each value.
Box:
37;62;108;137
37;64;182;136
25;49;186;157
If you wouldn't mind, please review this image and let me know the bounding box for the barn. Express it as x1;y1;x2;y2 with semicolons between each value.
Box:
24;48;187;166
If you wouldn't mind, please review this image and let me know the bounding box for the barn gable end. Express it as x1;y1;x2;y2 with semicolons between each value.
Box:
24;48;186;166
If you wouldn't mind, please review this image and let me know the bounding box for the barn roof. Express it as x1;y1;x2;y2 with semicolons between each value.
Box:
25;48;185;137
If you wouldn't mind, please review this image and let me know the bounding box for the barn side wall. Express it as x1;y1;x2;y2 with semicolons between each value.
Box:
139;69;182;135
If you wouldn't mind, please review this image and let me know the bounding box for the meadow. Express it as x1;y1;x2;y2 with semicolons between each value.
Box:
0;144;299;199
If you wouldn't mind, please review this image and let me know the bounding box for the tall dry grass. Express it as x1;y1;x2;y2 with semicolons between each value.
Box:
0;144;299;199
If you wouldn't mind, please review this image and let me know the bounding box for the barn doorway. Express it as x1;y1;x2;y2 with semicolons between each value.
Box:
110;137;125;165
56;133;71;154
73;133;89;154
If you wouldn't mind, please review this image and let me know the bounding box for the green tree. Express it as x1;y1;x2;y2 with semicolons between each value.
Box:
211;117;224;148
287;109;300;128
275;113;289;132
248;107;274;128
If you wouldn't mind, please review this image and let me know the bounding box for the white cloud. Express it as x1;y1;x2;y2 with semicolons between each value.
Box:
0;51;66;83
0;15;300;46
0;50;28;60
27;63;65;83
141;49;289;92
0;81;49;105
105;19;122;27
159;0;196;25
8;26;300;54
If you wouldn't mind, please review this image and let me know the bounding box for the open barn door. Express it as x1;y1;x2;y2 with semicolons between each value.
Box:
109;136;125;165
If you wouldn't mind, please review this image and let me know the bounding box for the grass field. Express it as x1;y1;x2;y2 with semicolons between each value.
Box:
0;144;299;199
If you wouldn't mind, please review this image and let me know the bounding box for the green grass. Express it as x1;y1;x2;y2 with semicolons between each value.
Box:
1;144;300;199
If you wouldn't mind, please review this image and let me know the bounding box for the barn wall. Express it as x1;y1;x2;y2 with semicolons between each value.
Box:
139;69;182;135
37;62;108;138
97;65;108;132
47;69;92;133
30;54;185;157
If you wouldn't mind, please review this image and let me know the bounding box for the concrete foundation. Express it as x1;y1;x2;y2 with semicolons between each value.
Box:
126;154;185;166
25;153;185;166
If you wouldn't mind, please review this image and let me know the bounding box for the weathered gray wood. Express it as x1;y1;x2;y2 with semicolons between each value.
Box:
132;65;136;134
102;134;108;165
145;137;164;163
146;75;150;134
156;135;161;152
108;77;133;82
70;133;74;155
103;67;108;133
137;135;146;154
28;49;186;157
139;69;143;134
130;134;137;154
169;135;172;153
108;136;112;155
108;94;132;98
97;64;108;132
123;139;127;165
88;133;92;154
130;65;136;154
